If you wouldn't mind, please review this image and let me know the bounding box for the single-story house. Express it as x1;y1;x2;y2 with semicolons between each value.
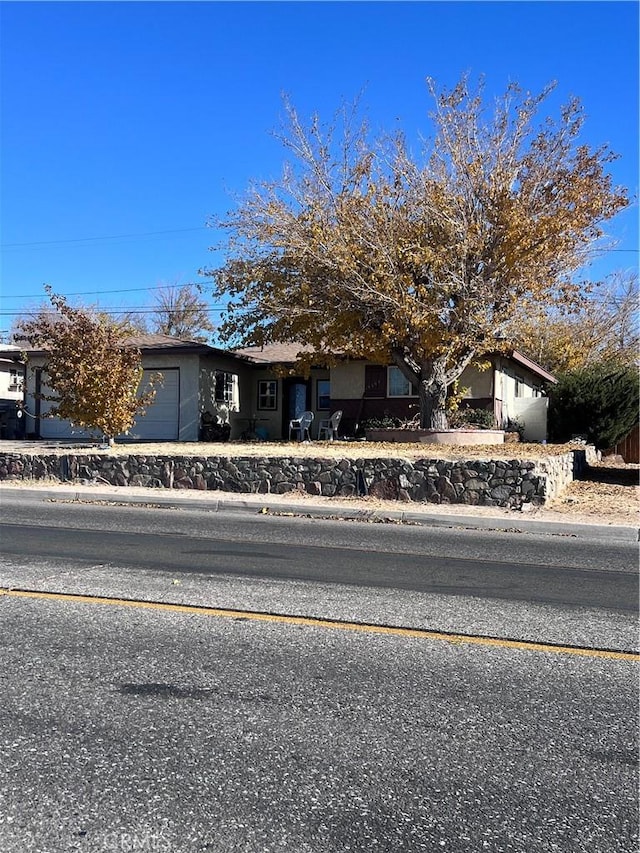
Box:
0;336;556;443
233;344;557;442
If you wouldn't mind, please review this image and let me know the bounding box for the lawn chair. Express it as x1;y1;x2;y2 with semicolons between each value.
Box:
317;410;342;441
288;410;314;442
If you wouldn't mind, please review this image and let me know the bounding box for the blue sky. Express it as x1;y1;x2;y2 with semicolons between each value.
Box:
1;0;638;338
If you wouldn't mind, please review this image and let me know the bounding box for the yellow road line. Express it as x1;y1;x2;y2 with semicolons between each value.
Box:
1;587;638;661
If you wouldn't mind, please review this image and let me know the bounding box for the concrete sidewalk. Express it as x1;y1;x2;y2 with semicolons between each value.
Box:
1;481;637;542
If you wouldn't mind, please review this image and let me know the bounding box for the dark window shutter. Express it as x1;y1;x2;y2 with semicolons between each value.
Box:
364;365;386;398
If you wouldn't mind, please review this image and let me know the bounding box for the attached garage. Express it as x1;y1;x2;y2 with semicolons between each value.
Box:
124;368;180;441
37;368;180;441
10;334;251;443
39;405;92;440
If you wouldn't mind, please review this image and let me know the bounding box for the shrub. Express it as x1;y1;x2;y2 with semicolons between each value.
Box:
360;415;402;431
449;407;496;429
506;417;525;440
548;361;639;449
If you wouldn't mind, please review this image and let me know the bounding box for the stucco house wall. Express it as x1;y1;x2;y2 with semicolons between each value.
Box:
232;366;330;441
458;363;493;399
323;352;556;440
492;354;553;441
241;366;283;441
198;353;254;440
0;357;24;402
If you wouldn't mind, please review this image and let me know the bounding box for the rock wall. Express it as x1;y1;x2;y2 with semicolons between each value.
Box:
0;448;592;508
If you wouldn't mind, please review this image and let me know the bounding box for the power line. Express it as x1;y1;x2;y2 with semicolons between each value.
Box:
0;281;212;300
0;226;210;248
0;306;228;318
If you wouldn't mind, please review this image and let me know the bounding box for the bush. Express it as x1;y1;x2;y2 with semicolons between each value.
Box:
360;415;402;431
448;407;496;429
548;361;639;449
360;412;421;432
506;417;525;440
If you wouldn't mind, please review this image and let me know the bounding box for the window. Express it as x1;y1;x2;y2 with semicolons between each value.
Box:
317;380;330;411
214;371;239;411
257;380;277;410
387;366;417;398
515;375;525;398
8;368;22;392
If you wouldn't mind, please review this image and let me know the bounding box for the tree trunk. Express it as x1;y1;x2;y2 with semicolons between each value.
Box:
418;358;449;430
392;348;458;429
391;347;475;431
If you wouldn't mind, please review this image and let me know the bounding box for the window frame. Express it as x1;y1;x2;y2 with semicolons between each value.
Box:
257;379;278;411
387;366;418;398
8;368;21;391
214;371;239;411
316;379;331;411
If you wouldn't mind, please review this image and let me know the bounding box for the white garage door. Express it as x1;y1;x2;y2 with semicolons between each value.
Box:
39;407;92;440
38;368;180;441
124;369;180;441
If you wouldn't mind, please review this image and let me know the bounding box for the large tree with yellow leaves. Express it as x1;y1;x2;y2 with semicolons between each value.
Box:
208;78;628;429
515;270;638;374
18;287;159;445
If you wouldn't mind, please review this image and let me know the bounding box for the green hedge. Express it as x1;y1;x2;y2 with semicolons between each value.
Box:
548;361;639;449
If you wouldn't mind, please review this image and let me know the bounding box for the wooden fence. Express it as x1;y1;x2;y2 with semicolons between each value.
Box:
606;424;640;463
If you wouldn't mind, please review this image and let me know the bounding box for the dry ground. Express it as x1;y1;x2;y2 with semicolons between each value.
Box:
542;460;639;525
1;438;596;460
1;439;638;526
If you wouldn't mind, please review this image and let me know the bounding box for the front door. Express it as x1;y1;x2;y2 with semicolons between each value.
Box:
282;378;311;437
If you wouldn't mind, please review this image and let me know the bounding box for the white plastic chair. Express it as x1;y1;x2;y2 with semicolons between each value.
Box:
288;410;314;441
317;410;342;441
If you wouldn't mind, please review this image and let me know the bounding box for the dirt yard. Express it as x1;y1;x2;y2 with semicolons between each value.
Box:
542;459;639;526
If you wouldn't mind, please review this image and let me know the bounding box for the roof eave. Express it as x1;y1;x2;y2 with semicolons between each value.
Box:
509;350;558;384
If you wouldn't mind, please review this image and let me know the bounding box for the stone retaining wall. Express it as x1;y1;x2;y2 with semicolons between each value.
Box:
0;448;592;508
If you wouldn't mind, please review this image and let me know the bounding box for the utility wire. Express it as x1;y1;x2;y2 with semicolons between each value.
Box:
0;281;211;300
1;226;209;248
0;307;227;318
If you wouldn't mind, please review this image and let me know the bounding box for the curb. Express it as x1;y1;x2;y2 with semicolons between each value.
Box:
215;499;638;542
2;485;637;543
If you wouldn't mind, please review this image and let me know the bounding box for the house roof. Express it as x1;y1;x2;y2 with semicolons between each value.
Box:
0;346;25;363
0;334;239;360
233;342;314;364
0;335;557;383
509;350;557;384
124;334;226;356
232;342;557;383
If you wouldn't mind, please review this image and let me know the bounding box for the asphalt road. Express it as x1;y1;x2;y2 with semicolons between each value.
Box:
0;493;638;650
0;592;638;853
0;494;638;852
